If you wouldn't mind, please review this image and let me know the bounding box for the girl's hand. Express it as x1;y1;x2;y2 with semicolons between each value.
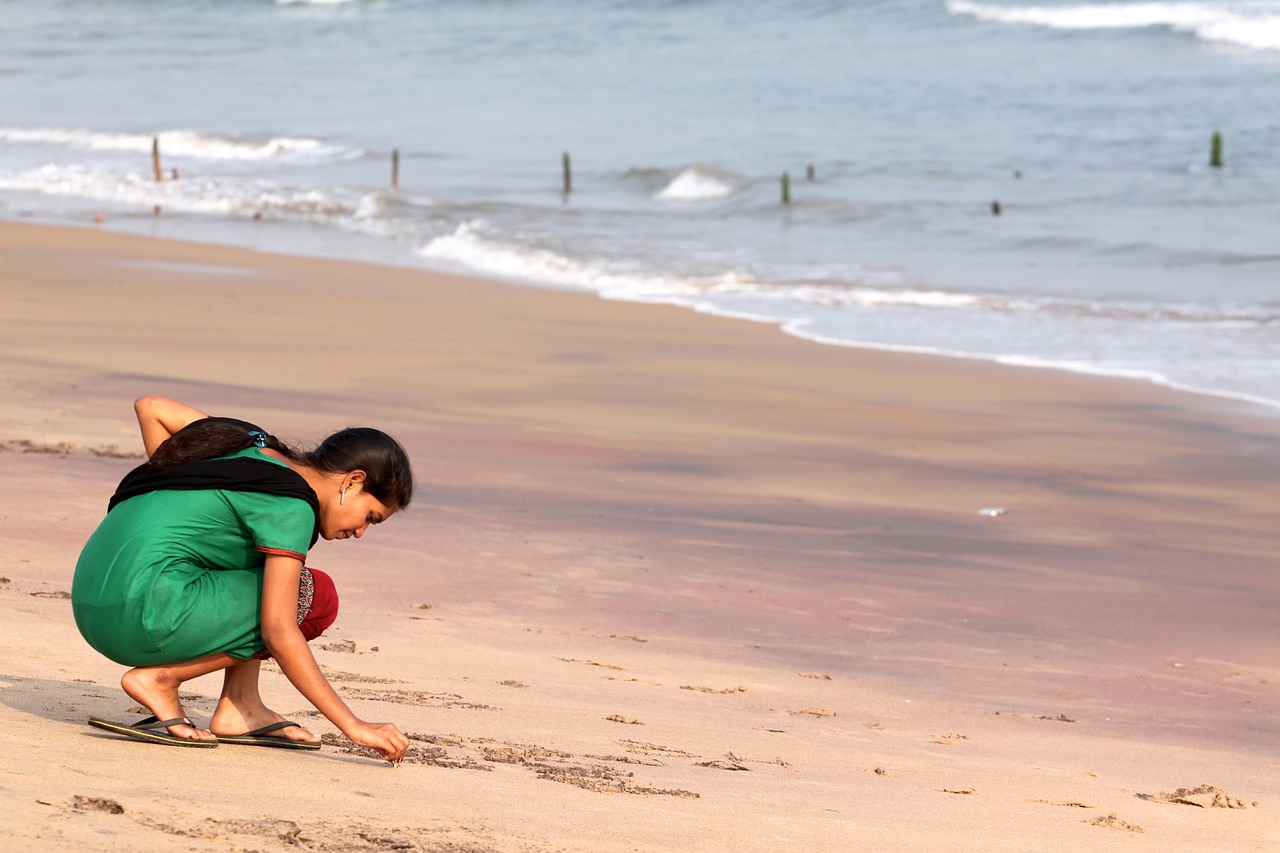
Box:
261;558;408;764
345;720;410;763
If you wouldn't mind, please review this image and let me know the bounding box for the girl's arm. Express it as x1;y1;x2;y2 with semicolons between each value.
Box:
260;554;409;762
133;396;210;456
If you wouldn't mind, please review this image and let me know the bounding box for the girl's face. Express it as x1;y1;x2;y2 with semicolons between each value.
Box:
319;473;394;541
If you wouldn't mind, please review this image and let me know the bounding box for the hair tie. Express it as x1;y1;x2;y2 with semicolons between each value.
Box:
246;430;270;448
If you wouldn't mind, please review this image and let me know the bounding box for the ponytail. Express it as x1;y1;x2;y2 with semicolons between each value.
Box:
148;417;297;468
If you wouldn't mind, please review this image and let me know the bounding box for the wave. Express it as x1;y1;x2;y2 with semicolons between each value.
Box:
656;166;737;201
0;126;363;163
417;221;1276;326
946;1;1280;51
0;163;400;227
417;220;764;297
415;222;1280;410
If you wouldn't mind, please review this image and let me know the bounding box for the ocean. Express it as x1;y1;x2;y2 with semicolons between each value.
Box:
1;0;1277;407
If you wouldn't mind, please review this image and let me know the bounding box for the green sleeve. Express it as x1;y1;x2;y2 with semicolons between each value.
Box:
224;491;315;559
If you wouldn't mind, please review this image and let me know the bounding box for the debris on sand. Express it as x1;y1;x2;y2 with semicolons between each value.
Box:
1087;813;1143;833
1154;784;1251;809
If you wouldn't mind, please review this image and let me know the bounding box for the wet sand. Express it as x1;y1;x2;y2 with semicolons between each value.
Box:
1;220;1276;851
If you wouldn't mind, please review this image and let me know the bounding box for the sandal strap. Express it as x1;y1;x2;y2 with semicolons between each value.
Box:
136;716;195;731
246;720;300;736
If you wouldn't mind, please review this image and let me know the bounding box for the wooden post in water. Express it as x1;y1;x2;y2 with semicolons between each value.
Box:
391;148;400;189
1210;131;1223;168
781;171;791;204
152;137;163;182
806;163;815;181
562;151;572;195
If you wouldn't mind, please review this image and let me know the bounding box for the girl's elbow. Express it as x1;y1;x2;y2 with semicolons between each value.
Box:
261;621;302;650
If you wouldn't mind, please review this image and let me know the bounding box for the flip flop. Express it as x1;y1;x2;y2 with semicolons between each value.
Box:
87;715;219;748
213;720;321;750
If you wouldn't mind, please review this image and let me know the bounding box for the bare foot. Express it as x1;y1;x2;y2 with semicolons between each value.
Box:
120;667;217;742
210;700;320;745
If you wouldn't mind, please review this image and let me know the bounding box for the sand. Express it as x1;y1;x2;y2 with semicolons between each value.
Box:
0;219;1276;851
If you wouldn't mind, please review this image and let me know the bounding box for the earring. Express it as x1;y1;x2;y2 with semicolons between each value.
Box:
340;488;346;505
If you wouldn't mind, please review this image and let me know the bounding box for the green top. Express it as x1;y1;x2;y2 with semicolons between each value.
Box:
72;448;316;665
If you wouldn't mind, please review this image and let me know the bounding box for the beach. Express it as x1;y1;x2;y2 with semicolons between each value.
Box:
1;219;1277;851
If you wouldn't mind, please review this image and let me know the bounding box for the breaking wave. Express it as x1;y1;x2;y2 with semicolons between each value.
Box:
0;126;363;163
947;1;1280;51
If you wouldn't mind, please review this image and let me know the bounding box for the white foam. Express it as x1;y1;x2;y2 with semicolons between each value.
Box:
657;167;736;201
419;221;585;285
1196;14;1280;49
0;162;361;220
0;126;362;163
417;221;760;298
779;285;982;309
946;1;1280;51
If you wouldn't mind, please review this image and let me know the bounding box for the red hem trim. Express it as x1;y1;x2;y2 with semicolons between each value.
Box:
256;546;307;561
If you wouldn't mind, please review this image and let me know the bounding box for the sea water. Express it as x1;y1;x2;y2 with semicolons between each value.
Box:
1;0;1277;407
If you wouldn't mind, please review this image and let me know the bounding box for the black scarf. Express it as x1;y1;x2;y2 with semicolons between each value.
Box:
107;418;321;548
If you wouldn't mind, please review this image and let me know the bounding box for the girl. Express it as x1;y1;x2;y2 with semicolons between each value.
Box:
72;396;412;762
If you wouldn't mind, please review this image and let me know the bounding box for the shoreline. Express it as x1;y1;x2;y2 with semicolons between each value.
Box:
9;207;1280;415
786;320;1280;415
2;219;1277;851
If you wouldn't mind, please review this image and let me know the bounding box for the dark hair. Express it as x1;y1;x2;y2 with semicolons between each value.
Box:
301;427;414;511
149;418;414;510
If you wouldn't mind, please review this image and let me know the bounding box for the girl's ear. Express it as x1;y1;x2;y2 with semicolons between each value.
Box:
344;470;368;492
